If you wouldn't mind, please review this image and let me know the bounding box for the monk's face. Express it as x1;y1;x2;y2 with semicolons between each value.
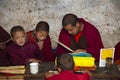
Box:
12;31;26;46
64;22;81;36
35;31;48;41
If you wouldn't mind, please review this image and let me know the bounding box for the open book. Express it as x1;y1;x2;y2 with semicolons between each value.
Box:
99;48;115;67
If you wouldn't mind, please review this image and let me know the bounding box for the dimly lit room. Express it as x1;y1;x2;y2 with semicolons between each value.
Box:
0;0;120;80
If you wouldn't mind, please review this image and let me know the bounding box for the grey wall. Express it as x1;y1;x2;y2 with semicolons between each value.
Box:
0;0;120;48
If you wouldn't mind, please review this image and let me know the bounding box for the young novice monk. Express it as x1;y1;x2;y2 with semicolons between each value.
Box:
27;21;54;62
7;26;41;65
45;54;90;80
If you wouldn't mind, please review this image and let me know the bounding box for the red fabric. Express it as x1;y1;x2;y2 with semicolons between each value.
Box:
26;30;55;62
75;72;90;80
7;41;40;65
74;32;82;44
56;18;104;62
45;70;90;80
26;31;36;42
56;29;71;54
114;41;120;62
0;50;10;66
0;26;11;43
0;26;11;66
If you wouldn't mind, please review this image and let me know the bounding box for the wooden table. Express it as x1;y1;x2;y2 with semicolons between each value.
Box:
0;62;120;80
24;62;55;80
0;74;24;80
24;62;120;80
91;65;120;80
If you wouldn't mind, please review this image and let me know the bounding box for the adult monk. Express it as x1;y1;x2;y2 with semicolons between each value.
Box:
56;13;104;62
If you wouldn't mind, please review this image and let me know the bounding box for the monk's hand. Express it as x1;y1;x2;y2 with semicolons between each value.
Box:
37;41;44;50
83;70;91;76
45;72;55;78
74;49;86;54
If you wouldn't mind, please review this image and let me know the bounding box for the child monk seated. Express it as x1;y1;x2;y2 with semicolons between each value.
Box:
45;54;90;80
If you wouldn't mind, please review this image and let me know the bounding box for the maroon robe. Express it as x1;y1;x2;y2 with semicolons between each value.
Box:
0;50;10;66
45;70;90;80
56;18;104;62
0;26;11;43
114;41;120;61
0;26;11;66
7;41;40;65
27;31;54;62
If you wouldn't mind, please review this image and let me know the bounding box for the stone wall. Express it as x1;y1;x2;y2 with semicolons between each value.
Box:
0;0;120;48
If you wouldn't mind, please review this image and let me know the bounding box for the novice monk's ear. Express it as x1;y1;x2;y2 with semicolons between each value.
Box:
76;22;80;27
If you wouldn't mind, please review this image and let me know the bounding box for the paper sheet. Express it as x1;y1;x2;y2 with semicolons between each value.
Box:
99;48;115;67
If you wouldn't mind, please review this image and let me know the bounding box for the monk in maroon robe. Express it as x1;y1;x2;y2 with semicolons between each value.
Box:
0;26;11;66
7;41;40;65
27;21;54;62
114;41;120;63
7;26;41;65
46;70;90;80
56;14;104;62
45;54;90;80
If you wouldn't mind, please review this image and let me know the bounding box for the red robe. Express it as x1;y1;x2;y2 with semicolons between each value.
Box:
0;26;11;43
0;50;10;66
56;18;104;62
27;30;54;62
45;70;90;80
114;41;120;61
7;41;40;65
0;26;11;66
